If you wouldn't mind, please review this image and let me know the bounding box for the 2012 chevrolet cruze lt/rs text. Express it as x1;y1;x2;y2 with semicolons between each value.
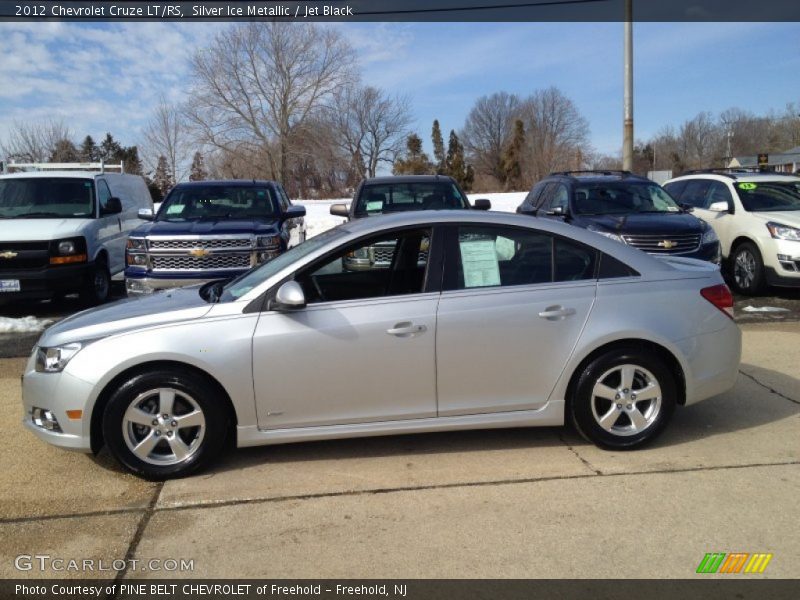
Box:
22;211;741;479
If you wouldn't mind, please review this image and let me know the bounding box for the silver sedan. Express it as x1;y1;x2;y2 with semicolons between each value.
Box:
22;211;741;479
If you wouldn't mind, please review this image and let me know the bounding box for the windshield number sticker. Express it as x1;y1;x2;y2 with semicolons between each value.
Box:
738;183;757;191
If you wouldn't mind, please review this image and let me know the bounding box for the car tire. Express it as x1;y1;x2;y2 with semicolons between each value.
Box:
102;369;229;480
570;348;677;450
730;242;765;295
80;258;111;305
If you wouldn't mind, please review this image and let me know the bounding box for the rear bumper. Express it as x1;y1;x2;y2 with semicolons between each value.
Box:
0;263;92;301
677;322;742;406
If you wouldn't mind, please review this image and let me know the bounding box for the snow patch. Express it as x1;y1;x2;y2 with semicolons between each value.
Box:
0;316;53;334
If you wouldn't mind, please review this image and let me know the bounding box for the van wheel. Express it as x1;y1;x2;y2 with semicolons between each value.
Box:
102;369;229;480
80;258;111;305
730;242;765;295
570;348;676;450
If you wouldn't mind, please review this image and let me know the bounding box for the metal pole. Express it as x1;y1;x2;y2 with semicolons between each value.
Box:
622;0;634;171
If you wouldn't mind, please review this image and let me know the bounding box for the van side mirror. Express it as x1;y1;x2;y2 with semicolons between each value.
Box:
473;199;491;210
330;203;350;218
137;208;154;221
270;281;306;311
101;197;122;215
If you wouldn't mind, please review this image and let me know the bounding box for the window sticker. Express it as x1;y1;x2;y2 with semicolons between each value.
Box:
495;236;516;261
366;200;383;211
460;239;501;288
738;182;757;191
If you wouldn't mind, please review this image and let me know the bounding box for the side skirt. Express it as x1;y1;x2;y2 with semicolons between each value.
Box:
237;400;565;448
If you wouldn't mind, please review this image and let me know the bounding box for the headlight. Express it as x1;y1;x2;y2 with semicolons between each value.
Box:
49;237;87;265
57;240;76;254
587;226;624;243
127;253;147;266
35;343;83;373
127;238;146;250
257;235;280;248
766;222;800;241
702;227;719;244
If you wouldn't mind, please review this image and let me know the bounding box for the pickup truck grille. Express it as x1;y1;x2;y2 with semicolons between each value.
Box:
150;254;252;271
621;233;701;254
148;238;252;250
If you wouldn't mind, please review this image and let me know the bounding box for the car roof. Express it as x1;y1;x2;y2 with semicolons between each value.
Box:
361;175;457;185
544;171;653;185
667;172;800;183
173;179;278;187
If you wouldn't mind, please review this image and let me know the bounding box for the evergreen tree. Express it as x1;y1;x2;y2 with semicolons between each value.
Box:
153;155;174;198
445;130;473;191
99;133;122;163
189;151;208;181
502;119;525;191
144;176;163;203
79;135;99;162
393;134;433;175
118;146;143;176
431;120;445;174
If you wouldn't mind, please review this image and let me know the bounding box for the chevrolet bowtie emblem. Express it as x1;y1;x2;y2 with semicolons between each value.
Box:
0;251;18;259
658;240;677;249
188;248;209;258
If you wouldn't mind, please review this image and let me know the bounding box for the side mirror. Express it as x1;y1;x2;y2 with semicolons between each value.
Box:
547;206;566;217
270;280;306;311
473;199;491;211
137;208;154;221
285;205;306;218
708;201;730;213
101;197;122;215
679;202;695;212
330;203;350;218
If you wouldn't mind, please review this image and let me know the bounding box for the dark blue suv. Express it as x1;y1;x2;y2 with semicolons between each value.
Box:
125;180;305;295
516;171;720;263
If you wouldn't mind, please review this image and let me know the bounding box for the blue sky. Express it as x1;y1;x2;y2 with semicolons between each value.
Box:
0;21;797;162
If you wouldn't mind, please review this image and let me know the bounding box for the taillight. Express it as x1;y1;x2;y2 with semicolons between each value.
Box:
701;284;734;319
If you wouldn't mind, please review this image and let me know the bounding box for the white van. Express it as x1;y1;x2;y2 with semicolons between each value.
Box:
0;164;152;304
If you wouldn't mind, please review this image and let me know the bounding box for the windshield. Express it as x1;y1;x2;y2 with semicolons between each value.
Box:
354;182;468;217
573;182;682;215
735;181;800;212
0;178;95;218
157;185;280;221
218;227;347;302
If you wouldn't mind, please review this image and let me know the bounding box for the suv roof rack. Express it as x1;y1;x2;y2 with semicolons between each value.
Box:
550;169;635;178
680;167;764;179
1;160;124;174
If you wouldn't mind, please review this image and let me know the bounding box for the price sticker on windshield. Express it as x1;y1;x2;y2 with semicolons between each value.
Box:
738;182;758;191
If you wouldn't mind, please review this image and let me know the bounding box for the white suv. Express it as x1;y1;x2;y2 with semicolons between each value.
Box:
663;171;800;294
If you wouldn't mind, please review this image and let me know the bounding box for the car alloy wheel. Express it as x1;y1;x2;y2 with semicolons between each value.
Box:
590;364;662;437
731;242;764;295
122;387;206;466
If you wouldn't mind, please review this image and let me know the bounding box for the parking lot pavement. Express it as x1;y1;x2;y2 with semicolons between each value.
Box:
0;323;797;579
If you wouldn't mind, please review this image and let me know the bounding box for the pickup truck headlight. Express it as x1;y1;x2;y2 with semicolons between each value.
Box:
35;343;83;373
257;235;280;248
766;222;800;241
127;238;146;250
702;227;719;244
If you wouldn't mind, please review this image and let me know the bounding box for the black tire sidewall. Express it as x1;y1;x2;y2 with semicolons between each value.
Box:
102;370;229;480
731;242;765;295
81;259;111;305
571;349;677;450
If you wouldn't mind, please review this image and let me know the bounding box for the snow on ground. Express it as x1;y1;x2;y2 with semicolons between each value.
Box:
298;192;528;238
0;316;53;334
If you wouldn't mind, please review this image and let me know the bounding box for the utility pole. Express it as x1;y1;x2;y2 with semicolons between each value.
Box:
622;0;634;171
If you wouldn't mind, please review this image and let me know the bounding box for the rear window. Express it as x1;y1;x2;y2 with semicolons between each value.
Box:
0;178;95;218
354;182;468;217
158;185;280;221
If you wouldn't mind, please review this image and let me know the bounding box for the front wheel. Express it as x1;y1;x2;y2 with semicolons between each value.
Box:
570;349;677;450
80;259;111;305
730;242;765;295
102;370;229;479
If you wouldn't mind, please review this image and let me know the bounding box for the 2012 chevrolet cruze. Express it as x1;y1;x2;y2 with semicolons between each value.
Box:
22;211;741;479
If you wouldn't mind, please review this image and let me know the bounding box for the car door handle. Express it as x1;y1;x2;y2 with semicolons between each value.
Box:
386;322;427;337
538;306;576;320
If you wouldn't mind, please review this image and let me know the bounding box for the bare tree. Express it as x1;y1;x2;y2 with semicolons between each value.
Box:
2;120;74;162
187;22;357;184
461;92;520;187
328;85;412;179
142;97;192;182
519;87;590;181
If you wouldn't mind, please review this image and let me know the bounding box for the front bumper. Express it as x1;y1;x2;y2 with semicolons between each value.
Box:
0;263;92;301
21;362;94;453
125;274;216;295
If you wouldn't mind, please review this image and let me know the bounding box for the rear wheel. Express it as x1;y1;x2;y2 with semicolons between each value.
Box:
730;242;765;295
102;369;229;479
570;349;677;449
